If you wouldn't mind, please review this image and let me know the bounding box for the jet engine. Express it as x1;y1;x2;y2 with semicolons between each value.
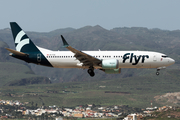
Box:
102;59;119;69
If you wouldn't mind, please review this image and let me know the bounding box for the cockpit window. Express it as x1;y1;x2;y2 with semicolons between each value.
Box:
162;55;168;58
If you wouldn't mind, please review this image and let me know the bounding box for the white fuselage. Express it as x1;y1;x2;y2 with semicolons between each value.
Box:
8;22;175;77
39;47;175;69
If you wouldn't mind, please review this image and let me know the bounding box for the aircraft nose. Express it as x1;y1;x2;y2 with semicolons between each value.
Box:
169;58;175;65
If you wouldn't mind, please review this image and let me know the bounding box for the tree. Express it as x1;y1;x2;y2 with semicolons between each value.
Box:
31;101;34;107
92;104;96;109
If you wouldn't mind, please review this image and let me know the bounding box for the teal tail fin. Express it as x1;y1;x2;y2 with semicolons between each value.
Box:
10;22;39;53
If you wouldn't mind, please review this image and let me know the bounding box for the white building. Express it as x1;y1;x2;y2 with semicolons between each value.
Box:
123;114;137;120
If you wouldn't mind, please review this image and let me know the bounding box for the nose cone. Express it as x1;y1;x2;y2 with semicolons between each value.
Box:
169;58;175;65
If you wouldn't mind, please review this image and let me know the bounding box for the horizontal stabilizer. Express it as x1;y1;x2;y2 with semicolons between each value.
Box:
5;48;28;56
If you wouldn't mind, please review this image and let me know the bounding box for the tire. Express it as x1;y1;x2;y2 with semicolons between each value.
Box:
156;72;160;76
88;69;93;74
87;69;95;77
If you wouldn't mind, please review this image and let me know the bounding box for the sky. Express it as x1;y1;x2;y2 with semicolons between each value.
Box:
0;0;180;32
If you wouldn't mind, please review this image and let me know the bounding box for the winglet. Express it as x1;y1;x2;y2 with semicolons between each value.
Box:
61;35;69;47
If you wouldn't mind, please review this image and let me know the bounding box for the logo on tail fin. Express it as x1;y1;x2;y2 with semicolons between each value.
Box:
15;30;30;51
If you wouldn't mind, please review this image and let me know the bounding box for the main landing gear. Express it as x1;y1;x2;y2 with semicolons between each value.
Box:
87;67;95;77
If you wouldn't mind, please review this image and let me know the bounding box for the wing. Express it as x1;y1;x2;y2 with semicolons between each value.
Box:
61;35;102;67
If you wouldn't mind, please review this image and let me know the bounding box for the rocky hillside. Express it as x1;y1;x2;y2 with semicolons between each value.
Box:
155;92;180;106
0;40;51;86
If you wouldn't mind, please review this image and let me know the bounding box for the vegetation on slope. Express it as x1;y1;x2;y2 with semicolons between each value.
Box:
0;40;51;86
0;68;179;108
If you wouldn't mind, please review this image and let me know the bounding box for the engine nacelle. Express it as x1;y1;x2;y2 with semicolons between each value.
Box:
102;59;119;69
104;68;121;74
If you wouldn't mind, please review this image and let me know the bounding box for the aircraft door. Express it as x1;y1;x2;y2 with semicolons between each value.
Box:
37;54;41;62
153;54;156;61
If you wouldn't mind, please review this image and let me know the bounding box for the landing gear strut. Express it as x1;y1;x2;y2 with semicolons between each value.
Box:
87;67;95;77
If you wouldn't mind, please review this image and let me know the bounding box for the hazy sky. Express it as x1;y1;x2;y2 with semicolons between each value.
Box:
0;0;180;32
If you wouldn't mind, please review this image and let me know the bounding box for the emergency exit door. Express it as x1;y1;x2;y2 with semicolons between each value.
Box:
153;54;156;61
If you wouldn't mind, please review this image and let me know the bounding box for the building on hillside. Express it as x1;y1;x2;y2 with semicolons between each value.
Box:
55;117;63;120
123;114;137;120
73;113;84;118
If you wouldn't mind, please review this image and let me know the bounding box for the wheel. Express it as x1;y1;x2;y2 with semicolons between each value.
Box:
87;69;95;77
88;69;93;74
90;72;95;77
156;72;160;76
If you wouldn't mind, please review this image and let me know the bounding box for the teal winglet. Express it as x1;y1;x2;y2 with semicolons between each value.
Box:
61;35;69;47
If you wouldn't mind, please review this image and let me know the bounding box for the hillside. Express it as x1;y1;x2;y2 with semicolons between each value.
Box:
0;40;51;86
155;92;180;106
0;70;180;108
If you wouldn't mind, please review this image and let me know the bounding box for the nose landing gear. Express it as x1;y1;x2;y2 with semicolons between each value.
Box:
156;67;166;76
156;69;160;76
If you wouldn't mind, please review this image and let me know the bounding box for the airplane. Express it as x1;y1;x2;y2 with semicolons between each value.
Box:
6;22;175;77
